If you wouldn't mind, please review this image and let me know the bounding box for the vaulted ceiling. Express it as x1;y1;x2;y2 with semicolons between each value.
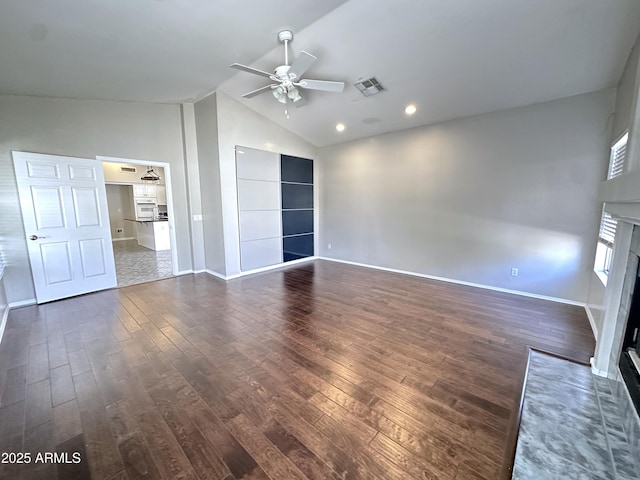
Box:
2;0;639;147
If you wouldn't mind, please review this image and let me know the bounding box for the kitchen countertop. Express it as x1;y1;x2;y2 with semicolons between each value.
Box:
124;218;169;223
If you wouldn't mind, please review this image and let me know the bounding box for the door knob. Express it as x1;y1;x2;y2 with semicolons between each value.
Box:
29;235;46;241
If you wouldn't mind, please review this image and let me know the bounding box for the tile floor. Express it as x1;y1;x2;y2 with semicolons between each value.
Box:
112;239;173;287
513;351;640;479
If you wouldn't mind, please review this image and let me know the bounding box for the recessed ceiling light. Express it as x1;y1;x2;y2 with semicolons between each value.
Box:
405;104;417;115
336;123;345;132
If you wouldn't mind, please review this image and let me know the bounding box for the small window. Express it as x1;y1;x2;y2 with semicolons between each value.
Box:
594;210;617;284
595;134;627;284
608;133;628;179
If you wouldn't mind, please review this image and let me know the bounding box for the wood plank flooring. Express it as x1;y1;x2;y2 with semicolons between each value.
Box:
0;260;595;479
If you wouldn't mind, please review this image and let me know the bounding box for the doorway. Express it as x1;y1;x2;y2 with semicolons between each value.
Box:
98;156;178;287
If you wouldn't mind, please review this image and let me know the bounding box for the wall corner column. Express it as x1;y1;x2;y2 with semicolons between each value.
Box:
181;103;206;272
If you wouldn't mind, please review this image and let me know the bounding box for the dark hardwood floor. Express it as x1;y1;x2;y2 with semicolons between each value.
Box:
0;260;595;479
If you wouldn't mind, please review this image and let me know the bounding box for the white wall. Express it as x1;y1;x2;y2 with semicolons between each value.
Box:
103;162;165;185
214;92;318;277
105;184;136;240
319;90;615;302
0;94;192;303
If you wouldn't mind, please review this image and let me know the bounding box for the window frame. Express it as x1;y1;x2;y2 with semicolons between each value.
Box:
594;132;627;285
608;132;628;179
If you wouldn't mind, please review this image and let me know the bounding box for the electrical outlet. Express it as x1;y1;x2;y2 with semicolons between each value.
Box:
328;243;332;250
116;228;123;233
511;267;519;277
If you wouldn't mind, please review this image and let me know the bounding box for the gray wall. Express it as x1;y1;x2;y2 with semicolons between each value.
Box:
0;269;8;334
194;93;226;275
105;184;136;240
0;94;192;303
319;90;615;302
612;39;639;141
588;31;640;335
180;104;206;272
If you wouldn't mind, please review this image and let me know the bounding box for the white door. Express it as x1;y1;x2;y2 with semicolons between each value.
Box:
13;152;117;303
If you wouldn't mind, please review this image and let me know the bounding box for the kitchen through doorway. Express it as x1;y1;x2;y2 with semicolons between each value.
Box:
100;156;178;287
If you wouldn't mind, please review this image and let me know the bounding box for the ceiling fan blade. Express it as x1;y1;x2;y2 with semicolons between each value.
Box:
294;96;308;109
288;51;316;80
242;84;277;98
230;63;274;79
298;79;345;92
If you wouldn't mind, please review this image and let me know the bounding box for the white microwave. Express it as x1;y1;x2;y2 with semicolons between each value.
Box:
135;199;157;220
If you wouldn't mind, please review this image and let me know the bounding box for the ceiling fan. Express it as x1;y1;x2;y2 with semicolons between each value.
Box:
230;30;345;105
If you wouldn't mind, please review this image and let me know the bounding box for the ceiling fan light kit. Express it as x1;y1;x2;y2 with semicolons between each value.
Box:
230;30;345;106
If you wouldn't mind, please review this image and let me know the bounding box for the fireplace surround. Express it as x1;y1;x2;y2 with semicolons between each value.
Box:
619;258;640;417
593;222;640;458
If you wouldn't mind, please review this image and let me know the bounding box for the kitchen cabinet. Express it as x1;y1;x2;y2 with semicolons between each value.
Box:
135;221;170;251
156;185;167;205
133;184;157;198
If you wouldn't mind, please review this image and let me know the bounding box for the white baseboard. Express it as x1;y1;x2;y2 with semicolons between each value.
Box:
591;367;614;378
201;257;317;281
9;298;37;308
590;357;611;378
112;237;136;242
204;269;226;280
318;256;585;307
0;304;9;346
225;256;317;280
0;298;36;346
584;305;599;340
175;270;194;276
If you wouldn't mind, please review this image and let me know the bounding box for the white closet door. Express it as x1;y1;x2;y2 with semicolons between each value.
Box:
239;210;282;241
236;147;280;181
236;147;282;271
237;180;280;211
239;238;283;271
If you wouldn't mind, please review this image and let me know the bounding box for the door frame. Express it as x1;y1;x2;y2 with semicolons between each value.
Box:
97;156;179;277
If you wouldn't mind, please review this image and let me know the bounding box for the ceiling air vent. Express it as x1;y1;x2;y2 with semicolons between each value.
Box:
120;166;137;173
354;77;385;97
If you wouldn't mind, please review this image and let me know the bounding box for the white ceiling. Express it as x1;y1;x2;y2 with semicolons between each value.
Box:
2;0;640;147
0;0;347;103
